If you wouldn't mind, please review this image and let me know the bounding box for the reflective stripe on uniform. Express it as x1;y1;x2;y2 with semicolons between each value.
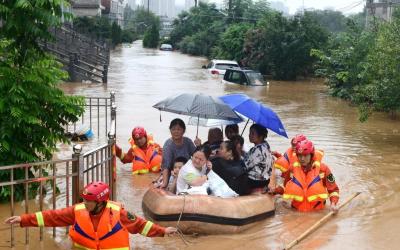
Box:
140;221;154;236
151;165;160;172
313;161;321;167
132;169;149;175
74;243;129;250
74;241;129;250
73;242;96;250
75;204;86;211
329;192;339;197
120;152;125;161
307;193;328;202
106;202;121;211
293;162;300;167
35;212;44;227
319;173;325;179
283;194;304;202
274;163;287;172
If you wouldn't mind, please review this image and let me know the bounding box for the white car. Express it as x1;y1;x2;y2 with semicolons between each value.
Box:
202;59;240;75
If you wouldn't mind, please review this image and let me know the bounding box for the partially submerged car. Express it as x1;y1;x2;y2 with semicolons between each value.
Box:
222;68;266;86
202;59;239;75
160;44;173;51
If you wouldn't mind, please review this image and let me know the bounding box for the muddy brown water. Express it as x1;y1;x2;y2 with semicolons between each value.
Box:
1;41;399;249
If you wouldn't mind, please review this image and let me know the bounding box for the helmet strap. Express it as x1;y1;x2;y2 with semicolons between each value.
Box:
90;201;106;215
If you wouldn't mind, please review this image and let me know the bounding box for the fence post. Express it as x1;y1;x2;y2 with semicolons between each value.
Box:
102;64;108;83
108;129;116;200
68;53;79;82
72;144;84;204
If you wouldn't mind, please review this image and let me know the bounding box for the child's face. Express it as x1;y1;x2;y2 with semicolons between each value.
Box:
173;162;184;175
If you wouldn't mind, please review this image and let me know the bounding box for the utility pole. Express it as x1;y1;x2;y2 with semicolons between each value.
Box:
194;0;198;7
147;0;150;13
302;0;305;15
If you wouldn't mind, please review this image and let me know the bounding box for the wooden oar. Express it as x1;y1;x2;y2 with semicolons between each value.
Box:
284;192;361;250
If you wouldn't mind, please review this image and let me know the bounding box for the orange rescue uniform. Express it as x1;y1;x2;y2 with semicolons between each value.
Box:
20;201;166;249
116;135;162;175
281;158;339;212
274;147;324;174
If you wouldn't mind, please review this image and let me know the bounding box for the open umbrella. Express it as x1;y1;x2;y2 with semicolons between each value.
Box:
219;93;288;138
153;93;242;136
187;116;243;127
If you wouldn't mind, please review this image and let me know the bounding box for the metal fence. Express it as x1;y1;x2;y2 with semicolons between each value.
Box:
64;92;116;139
0;94;117;247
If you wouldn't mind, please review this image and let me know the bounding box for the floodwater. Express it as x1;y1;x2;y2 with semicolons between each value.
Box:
2;40;400;249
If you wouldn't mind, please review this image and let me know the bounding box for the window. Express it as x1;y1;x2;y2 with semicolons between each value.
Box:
215;63;239;70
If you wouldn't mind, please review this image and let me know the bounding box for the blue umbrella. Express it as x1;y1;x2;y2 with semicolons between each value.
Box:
220;94;288;138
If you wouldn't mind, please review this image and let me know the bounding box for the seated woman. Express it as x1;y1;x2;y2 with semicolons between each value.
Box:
211;141;250;195
159;118;198;189
243;124;274;192
176;145;212;194
203;127;223;158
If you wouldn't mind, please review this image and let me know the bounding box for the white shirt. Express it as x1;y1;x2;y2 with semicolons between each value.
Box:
176;159;207;194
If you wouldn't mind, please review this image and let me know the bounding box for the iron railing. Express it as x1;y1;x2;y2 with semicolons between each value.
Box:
0;94;117;247
64;92;116;139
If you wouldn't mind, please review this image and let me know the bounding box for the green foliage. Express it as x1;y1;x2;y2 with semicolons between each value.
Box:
0;0;84;202
211;23;252;61
111;22;122;45
124;6;160;38
312;12;400;121
242;12;329;80
305;10;347;33
73;16;112;42
143;23;160;48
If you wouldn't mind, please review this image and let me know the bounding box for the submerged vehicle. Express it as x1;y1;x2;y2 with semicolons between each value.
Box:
222;68;266;86
202;59;240;75
142;187;275;234
160;44;173;51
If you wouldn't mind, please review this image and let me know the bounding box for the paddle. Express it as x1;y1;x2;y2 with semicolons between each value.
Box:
284;192;361;250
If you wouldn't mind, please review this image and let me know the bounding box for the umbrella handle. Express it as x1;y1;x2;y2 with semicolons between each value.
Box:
196;115;199;138
241;119;250;137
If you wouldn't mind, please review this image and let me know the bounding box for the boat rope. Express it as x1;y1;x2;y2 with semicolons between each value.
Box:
175;193;197;245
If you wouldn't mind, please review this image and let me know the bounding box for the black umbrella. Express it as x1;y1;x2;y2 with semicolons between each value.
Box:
153;93;242;136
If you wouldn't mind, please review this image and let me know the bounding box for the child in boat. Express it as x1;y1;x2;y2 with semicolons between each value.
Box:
169;156;188;194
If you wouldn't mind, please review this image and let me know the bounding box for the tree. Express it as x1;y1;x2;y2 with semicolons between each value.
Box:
242;12;328;80
212;23;252;61
0;0;84;202
305;10;347;33
143;23;159;48
111;21;122;45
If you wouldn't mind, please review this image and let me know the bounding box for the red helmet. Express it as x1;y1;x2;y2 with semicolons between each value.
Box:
132;127;147;139
291;134;307;146
81;181;110;202
296;140;315;155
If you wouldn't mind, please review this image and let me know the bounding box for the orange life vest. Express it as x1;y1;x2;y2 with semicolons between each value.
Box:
283;162;329;212
129;134;162;175
274;148;324;173
69;201;130;250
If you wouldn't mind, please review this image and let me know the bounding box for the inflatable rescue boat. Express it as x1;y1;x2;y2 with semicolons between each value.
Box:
142;187;275;234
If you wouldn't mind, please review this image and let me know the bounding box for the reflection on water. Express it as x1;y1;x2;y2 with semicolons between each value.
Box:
2;41;399;249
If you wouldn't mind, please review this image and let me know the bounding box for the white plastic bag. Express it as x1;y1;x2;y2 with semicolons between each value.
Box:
207;170;238;198
181;182;209;195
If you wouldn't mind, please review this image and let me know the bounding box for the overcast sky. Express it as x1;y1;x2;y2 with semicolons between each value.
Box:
175;0;365;14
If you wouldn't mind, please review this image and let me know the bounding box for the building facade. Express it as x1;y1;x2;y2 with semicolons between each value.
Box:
71;0;104;17
101;0;125;27
366;0;400;22
142;0;175;18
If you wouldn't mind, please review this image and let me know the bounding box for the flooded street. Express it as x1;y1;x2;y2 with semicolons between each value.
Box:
4;40;400;249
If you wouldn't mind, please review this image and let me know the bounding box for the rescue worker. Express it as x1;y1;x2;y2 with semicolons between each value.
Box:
115;126;162;175
280;140;339;212
4;182;177;249
274;134;324;173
